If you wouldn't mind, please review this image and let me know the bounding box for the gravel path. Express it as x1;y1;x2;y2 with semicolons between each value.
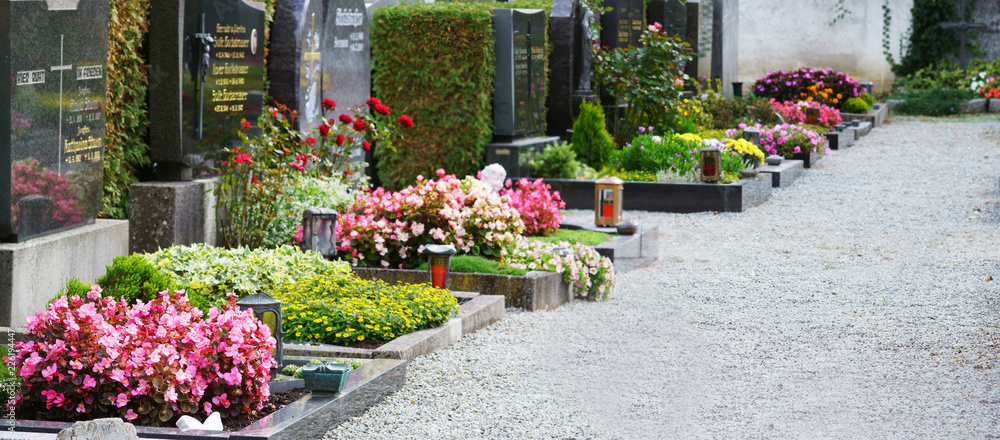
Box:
325;115;1000;439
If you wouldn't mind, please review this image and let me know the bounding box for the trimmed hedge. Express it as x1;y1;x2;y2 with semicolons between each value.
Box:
372;2;496;190
102;0;151;218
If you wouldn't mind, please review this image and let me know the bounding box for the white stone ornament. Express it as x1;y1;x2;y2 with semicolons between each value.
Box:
176;412;224;431
480;163;507;192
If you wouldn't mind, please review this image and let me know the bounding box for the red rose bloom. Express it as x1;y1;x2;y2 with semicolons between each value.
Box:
305;136;316;145
338;114;353;124
336;134;345;146
397;115;414;129
322;99;336;110
365;97;382;110
318;123;331;137
352;119;367;132
374;103;390;115
362;140;370;151
343;170;353;176
242;120;252;130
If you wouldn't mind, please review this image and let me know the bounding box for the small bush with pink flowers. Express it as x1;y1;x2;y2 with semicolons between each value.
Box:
499;178;565;236
13;286;275;426
504;237;615;300
769;99;842;128
336;169;525;269
728;123;828;159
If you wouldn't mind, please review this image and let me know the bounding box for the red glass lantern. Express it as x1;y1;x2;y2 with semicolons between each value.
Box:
421;244;456;289
699;146;721;183
594;176;623;227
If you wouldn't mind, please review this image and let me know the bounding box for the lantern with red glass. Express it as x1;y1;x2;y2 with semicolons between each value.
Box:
805;106;819;126
421;244;456;289
699;146;722;183
594;176;623;227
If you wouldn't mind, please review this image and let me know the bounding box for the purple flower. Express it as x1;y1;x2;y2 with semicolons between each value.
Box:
647;126;654;132
637;127;645;133
640;146;645;151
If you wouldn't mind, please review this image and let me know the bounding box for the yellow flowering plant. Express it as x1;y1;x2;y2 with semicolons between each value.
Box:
275;273;458;345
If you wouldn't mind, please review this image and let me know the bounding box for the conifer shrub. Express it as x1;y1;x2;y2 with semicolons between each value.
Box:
528;142;579;179
842;97;871;114
860;92;874;106
570;101;616;169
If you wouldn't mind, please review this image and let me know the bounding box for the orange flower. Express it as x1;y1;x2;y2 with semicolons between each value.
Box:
832;98;839;104
836;93;843;99
806;96;813;101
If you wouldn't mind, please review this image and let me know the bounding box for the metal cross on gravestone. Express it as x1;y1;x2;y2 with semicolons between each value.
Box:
188;13;215;139
940;0;986;69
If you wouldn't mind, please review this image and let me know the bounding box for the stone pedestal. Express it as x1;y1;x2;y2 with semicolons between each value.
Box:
485;136;561;180
0;220;128;327
758;159;804;188
128;179;220;254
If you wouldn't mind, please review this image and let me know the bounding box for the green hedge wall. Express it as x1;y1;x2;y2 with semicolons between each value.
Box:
102;0;151;219
372;2;497;190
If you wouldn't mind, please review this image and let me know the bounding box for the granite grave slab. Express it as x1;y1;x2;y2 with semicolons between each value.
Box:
757;159;804;188
0;0;109;242
542;175;772;213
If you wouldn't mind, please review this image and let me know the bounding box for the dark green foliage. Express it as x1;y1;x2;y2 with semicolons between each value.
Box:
416;255;527;276
0;345;19;405
102;0;152;219
702;96;776;129
890;89;979;116
571;101;616;168
95;255;179;303
860;92;874;106
893;58;1000;92
842;97;871;114
62;278;92;298
893;0;959;77
371;2;497;190
529;142;579;179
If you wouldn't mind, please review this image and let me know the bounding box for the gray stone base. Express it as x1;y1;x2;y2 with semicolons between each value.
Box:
0;220;128;327
989;99;1000;113
963;98;988;114
542;176;772;213
841;104;889;127
758;159;805;188
128;178;220;254
791;151;824;169
592;226;659;272
485;136;561;180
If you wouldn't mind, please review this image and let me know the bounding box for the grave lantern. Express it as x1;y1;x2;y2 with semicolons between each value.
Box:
699;146;722;183
805;106;819;125
594;176;624;227
301;208;338;260
732;82;743;98
741;127;761;147
237;292;283;377
421;244;457;289
860;81;874;96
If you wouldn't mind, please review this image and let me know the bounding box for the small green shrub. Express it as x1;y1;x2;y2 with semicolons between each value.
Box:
890;89;980;116
860;92;874;106
571;101;616;168
529;228;611;247
277;275;458;345
702;96;776;129
416;255;527;276
94;255;178;303
842;97;871;114
144;244;352;307
526;142;579;179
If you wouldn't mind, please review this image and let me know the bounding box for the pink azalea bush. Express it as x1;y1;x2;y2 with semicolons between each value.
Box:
499;178;565;236
729;123;828;159
336;169;525;269
504;237;615;300
769;99;842;128
13;286;275;426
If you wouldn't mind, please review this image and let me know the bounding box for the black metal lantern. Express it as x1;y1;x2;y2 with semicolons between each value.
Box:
237;292;283;377
699;146;722;183
741;127;761;147
732;82;743;98
301;208;337;259
860;81;874;96
421;244;456;289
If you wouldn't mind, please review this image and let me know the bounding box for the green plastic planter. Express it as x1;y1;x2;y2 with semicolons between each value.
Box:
301;363;352;393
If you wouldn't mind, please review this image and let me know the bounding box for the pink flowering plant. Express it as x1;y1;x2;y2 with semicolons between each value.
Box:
769;99;842;128
729;123;828;159
336;169;525;269
505;237;615;300
13;286;275;426
499;178;565;236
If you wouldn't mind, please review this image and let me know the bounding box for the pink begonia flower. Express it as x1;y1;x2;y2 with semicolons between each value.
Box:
115;392;130;408
82;375;96;389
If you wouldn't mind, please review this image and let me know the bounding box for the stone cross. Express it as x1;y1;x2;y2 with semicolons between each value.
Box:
940;0;986;69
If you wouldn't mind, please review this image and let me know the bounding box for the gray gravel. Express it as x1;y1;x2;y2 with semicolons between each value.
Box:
325;115;1000;439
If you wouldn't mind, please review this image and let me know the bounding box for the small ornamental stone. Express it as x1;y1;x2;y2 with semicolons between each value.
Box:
480;163;507;192
765;155;783;166
57;418;139;440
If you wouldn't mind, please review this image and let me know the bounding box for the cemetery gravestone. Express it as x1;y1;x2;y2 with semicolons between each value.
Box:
571;1;599;114
149;0;267;180
684;0;698;89
0;0;109;242
599;0;643;103
648;0;687;37
488;9;560;179
546;0;578;140
270;0;326;132
324;0;371;168
709;0;738;97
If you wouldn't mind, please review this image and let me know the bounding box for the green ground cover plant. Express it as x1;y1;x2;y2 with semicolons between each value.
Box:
416;255;527;276
529;228;611;247
888;89;980;116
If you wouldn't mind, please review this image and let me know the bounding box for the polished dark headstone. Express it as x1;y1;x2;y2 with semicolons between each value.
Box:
546;0;578;140
599;0;643;103
323;0;371;166
647;0;687;36
0;0;109;242
494;8;547;140
683;1;698;88
149;0;266;180
269;0;326;132
543;176;772;213
710;0;738;97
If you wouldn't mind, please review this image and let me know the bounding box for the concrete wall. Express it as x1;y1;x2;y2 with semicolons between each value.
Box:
697;0;913;93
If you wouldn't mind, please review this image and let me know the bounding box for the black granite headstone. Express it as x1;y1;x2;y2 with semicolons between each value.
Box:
0;0;109;242
149;0;267;180
546;0;578;140
494;9;547;140
598;0;643;106
647;0;686;36
323;0;371;166
269;0;326;132
683;1;698;90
